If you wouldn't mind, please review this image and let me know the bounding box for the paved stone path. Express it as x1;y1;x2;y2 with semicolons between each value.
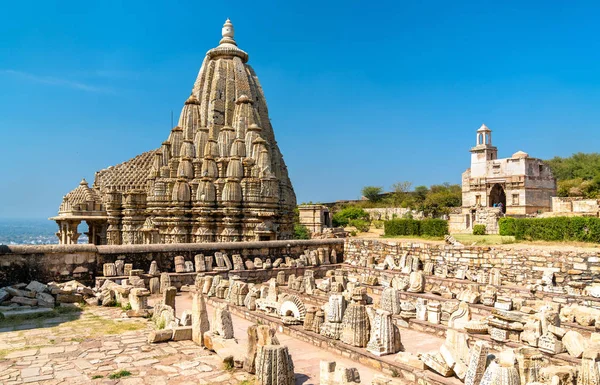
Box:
0;307;251;384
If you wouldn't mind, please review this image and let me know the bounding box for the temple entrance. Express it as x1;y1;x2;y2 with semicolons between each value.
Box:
489;184;506;213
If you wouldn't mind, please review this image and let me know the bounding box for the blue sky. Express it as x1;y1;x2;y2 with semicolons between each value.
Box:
1;1;600;219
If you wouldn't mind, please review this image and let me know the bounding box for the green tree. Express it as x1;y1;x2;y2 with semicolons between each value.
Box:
546;153;600;198
293;224;311;239
361;186;383;202
390;181;412;206
332;207;369;227
421;183;461;217
414;186;429;204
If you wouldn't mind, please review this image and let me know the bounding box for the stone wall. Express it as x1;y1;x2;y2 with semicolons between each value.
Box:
449;207;502;234
543;196;600;217
345;238;600;285
0;239;344;287
364;208;423;221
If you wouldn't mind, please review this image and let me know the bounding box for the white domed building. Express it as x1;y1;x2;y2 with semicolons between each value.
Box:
449;124;556;234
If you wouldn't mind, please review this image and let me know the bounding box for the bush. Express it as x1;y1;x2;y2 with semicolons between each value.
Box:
499;216;600;243
384;219;420;236
473;224;486;235
498;217;516;236
384;218;448;237
420;219;449;237
293;224;311;240
349;219;370;233
332;207;369;227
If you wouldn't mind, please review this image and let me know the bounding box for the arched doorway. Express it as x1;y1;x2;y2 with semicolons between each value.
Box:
489;184;506;213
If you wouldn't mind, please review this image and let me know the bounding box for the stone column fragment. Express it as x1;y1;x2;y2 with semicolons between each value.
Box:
255;345;295;385
192;292;210;346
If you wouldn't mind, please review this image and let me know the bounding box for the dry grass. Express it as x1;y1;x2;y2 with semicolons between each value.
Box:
452;234;516;245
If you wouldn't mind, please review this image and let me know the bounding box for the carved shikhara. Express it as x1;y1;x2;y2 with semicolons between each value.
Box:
51;19;296;245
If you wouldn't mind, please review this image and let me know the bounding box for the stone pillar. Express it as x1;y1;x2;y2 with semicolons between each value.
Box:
367;309;401;356
205;255;213;271
313;310;325;334
578;348;600;385
244;325;280;374
464;341;489;385
255;345;295;385
304;307;316;331
192;292;210;346
114;260;124;276
208;275;221;297
195;254;206;272
233;254;245;271
427;302;442;324
160;273;171;294
149;277;160;294
380;287;401;315
129;288;150;311
164;286;177;315
407;271;425;293
202;276;213;295
276;271;286;286
340;303;370;348
514;347;545;385
103;263;117;277
148;261;159;275
174;255;186;273
212;304;234;339
327;294;346;323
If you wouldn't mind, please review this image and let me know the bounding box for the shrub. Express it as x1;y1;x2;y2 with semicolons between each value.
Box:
384;218;448;237
350;230;357;236
498;217;516;236
472;224;486;235
373;220;384;229
384;219;420;236
293;224;311;240
349;219;370;233
420;219;449;237
498;216;600;242
332;207;369;227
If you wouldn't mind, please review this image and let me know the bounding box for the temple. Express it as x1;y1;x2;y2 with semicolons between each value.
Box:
50;19;297;245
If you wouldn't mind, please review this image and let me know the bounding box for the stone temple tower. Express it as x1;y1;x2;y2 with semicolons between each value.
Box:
52;19;297;245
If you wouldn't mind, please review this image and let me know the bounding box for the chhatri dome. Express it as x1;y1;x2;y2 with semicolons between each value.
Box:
51;19;297;245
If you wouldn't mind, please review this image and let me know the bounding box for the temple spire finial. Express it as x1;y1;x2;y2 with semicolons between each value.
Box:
220;18;236;46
